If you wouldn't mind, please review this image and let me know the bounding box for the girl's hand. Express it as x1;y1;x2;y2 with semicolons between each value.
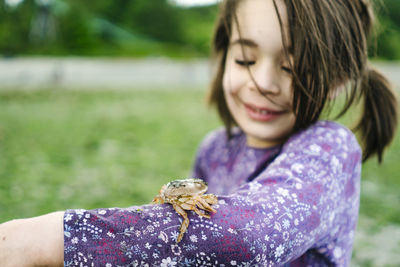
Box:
0;211;64;267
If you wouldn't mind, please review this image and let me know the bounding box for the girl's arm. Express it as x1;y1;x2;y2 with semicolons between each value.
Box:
0;211;64;267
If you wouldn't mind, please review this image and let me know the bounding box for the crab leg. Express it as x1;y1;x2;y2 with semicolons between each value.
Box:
196;197;217;213
172;203;189;243
204;194;218;205
193;206;211;218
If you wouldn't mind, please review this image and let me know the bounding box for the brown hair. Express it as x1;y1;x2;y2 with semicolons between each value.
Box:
208;0;398;163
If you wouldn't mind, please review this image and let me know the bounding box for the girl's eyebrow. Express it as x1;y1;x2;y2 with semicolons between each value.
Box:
230;38;258;48
231;38;294;55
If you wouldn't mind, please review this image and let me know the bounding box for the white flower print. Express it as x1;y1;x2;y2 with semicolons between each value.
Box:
146;225;154;233
106;263;112;267
275;244;285;258
159;231;168;243
338;128;348;138
160;257;177;267
291;163;304;174
75;209;85;216
274;222;282;232
255;254;261;262
264;234;270;241
333;247;342;258
277;196;285;204
331;156;339;168
107;231;115;238
282;219;290;229
309;144;321;154
277;188;289;197
189;234;198;243
230;260;237;265
145;243;152;250
64;213;73;222
170;231;179;242
171;244;181;256
274;207;280;214
71;237;78;244
283;231;289;241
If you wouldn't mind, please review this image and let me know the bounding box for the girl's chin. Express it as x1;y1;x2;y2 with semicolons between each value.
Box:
245;133;284;148
243;124;294;148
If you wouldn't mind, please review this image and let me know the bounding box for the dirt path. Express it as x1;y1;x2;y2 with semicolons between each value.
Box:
0;57;398;90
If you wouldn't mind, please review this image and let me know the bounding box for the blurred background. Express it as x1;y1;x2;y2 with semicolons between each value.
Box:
0;0;399;266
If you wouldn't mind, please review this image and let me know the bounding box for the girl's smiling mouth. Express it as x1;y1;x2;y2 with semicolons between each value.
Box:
243;102;285;122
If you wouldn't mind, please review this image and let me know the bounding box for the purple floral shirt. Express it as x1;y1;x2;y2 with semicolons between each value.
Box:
64;120;361;266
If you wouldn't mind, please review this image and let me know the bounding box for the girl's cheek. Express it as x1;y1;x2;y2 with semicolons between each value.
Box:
222;71;232;94
222;62;245;95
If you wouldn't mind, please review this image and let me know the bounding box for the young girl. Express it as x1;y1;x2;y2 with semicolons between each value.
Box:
0;0;398;266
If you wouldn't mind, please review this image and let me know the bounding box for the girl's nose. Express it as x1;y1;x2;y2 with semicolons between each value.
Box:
250;62;280;95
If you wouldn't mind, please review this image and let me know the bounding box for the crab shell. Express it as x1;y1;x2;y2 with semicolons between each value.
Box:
159;178;208;200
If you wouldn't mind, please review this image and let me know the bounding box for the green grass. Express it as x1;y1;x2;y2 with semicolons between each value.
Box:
0;88;399;265
0;89;219;220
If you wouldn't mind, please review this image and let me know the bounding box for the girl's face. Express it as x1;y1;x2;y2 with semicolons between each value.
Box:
223;0;296;148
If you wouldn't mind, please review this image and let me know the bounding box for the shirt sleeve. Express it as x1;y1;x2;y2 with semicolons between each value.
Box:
64;121;361;267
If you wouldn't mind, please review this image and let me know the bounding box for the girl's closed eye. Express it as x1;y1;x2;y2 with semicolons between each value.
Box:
235;59;292;74
281;65;292;74
235;59;256;66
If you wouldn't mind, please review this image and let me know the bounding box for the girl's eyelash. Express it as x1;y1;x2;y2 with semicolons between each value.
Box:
235;60;256;66
235;59;292;74
281;66;292;73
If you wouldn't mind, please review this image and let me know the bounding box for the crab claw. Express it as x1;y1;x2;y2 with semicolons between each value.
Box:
151;196;164;204
151;185;168;204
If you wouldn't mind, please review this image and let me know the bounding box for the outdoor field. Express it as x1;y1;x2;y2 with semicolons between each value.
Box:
1;0;400;265
0;87;399;266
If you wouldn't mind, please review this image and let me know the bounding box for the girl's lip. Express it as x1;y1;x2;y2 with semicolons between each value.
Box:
243;103;285;121
244;102;284;114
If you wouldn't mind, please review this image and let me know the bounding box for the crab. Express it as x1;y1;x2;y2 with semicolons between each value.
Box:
152;178;218;243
